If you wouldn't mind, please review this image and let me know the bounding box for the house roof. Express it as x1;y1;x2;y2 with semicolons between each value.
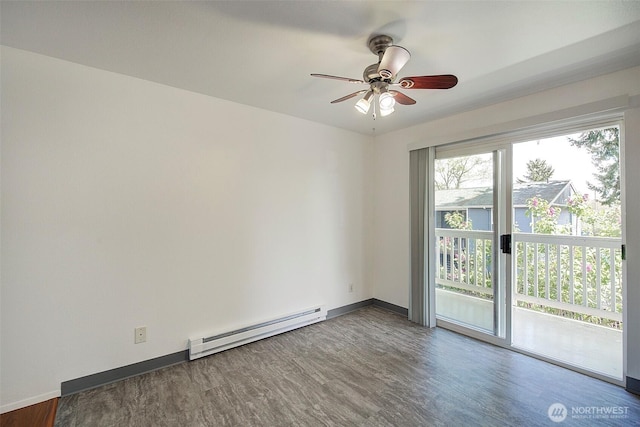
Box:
435;180;572;209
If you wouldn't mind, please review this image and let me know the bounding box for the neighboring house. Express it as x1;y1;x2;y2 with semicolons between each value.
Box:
435;180;577;233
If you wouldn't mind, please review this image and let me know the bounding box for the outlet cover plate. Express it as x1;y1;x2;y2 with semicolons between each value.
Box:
135;326;147;344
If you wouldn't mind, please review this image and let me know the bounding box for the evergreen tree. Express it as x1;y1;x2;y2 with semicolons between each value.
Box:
519;158;554;182
569;128;620;205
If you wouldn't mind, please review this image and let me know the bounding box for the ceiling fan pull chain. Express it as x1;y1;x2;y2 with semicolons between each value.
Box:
372;94;377;120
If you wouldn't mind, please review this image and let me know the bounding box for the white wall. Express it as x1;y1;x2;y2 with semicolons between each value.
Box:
371;66;640;378
0;46;374;411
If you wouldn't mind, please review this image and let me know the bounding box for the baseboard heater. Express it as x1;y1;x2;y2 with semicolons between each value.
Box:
188;305;326;361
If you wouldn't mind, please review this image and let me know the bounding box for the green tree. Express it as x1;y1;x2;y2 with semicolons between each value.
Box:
444;211;472;230
569;128;620;205
519;158;554;182
567;193;621;238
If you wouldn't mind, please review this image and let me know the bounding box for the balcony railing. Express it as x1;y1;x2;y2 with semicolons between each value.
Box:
435;229;623;324
435;229;494;298
513;233;622;323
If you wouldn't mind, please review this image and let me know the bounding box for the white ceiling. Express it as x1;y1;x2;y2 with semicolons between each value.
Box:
2;1;640;136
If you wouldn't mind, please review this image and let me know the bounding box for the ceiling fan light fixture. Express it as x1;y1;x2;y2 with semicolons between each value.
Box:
355;91;373;114
354;99;369;114
378;45;411;79
379;91;396;110
379;105;395;117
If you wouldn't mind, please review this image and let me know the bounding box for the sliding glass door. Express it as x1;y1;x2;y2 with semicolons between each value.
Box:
510;127;623;380
429;121;624;382
433;150;507;338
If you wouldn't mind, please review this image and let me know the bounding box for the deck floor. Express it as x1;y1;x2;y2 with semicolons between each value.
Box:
512;307;623;380
437;289;623;380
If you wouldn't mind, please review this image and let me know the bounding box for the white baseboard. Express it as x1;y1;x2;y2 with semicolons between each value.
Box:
0;389;60;414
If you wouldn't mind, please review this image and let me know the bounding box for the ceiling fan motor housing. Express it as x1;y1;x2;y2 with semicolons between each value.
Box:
368;34;394;57
367;35;411;81
365;35;395;83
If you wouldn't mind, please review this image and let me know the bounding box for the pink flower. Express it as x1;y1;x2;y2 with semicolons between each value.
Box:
583;194;589;201
586;264;593;273
548;207;555;216
532;198;539;207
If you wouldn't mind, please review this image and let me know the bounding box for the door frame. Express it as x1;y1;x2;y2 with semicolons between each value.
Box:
426;118;626;385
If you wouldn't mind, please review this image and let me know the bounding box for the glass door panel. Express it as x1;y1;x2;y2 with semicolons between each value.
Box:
434;152;498;334
510;126;623;380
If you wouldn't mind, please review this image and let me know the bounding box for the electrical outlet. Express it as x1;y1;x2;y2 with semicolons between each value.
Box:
134;326;147;344
349;283;354;293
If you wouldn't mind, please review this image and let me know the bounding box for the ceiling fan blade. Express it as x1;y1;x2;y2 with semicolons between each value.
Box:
330;90;369;104
389;90;416;105
311;74;366;84
397;74;458;89
377;46;411;79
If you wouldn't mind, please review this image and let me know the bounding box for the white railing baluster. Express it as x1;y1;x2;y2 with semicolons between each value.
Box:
523;241;528;296
610;249;616;313
454;237;459;283
458;237;463;284
456;237;460;281
449;237;454;280
466;237;470;286
456;237;460;283
534;242;539;298
582;246;587;308
486;238;490;289
556;244;562;302
515;241;520;293
569;245;575;305
463;236;467;285
596;248;602;310
474;238;479;287
545;243;550;299
481;238;485;288
436;236;441;280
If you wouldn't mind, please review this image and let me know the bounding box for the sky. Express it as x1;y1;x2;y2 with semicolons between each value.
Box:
513;133;597;196
436;128;615;198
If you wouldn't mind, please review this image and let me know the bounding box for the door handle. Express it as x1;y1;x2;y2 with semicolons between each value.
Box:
500;234;511;254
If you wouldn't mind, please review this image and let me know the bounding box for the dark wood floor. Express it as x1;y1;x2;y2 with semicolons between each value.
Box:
54;306;640;426
1;398;58;427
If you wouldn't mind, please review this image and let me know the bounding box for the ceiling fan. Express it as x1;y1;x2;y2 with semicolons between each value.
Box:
311;35;458;118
